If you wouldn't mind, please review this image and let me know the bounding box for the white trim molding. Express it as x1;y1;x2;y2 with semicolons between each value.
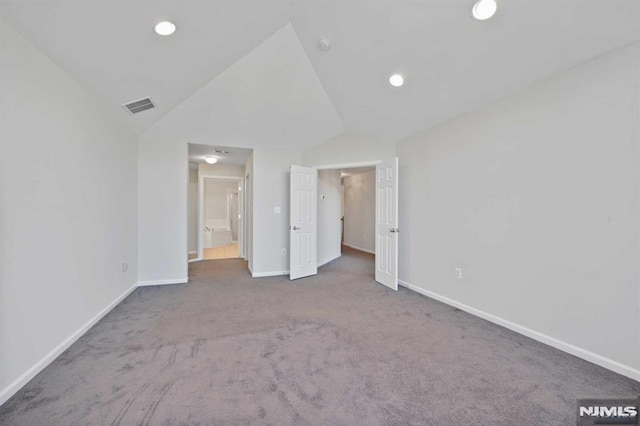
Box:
314;160;382;170
398;280;640;382
343;243;375;255
0;282;138;406
252;271;289;278
137;278;188;286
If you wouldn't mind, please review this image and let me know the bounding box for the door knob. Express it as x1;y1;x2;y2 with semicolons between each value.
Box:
390;228;399;233
292;226;300;230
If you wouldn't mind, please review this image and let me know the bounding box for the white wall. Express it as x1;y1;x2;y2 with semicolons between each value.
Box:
251;148;302;275
188;165;198;252
136;23;340;281
343;171;376;253
317;170;342;266
302;131;395;167
0;20;138;402
397;42;640;378
203;179;238;226
138;143;297;279
198;163;245;178
138;137;189;284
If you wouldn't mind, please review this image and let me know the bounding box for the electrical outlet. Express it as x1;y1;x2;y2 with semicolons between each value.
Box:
122;262;128;272
454;267;463;280
281;248;286;256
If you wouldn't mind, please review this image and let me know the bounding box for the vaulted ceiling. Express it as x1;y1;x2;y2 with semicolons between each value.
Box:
2;0;639;149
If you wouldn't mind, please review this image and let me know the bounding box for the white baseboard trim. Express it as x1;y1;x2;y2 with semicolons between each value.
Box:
252;271;289;278
188;251;197;255
318;253;342;267
343;243;375;255
188;258;202;263
398;280;640;382
137;278;188;286
0;282;138;407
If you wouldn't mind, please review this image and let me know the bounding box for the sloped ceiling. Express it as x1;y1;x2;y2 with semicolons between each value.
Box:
143;24;345;151
291;0;640;140
0;0;293;133
2;0;639;147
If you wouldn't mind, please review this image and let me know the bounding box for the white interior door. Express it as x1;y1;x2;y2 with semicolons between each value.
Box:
290;165;317;280
375;158;399;290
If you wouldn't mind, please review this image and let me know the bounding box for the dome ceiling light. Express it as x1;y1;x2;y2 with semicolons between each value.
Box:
472;0;497;21
155;21;176;36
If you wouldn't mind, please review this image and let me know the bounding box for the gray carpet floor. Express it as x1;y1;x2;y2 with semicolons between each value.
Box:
1;247;638;425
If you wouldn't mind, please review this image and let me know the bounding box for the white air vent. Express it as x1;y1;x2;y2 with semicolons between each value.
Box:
122;97;155;114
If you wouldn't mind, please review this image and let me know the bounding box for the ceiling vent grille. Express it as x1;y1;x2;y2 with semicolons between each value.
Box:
122;97;155;114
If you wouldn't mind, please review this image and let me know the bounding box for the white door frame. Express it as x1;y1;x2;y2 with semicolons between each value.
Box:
244;172;251;264
314;160;382;170
312;161;382;262
195;175;244;262
311;159;401;288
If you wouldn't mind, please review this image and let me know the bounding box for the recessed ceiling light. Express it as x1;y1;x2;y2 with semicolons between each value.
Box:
472;0;497;21
204;156;218;164
389;74;404;87
154;21;176;36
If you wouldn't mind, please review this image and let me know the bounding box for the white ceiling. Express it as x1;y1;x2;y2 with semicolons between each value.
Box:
0;0;293;133
143;24;344;151
2;0;639;145
291;0;640;140
188;143;252;166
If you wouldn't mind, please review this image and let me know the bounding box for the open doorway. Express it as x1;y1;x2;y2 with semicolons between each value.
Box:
293;159;398;289
202;177;241;259
187;143;252;264
314;165;375;265
340;167;376;255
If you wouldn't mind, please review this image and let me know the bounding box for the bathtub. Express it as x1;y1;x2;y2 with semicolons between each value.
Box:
204;227;233;248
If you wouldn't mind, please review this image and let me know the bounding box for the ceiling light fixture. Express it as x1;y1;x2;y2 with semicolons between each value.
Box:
204;156;218;164
472;0;497;20
154;21;176;36
389;74;404;87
